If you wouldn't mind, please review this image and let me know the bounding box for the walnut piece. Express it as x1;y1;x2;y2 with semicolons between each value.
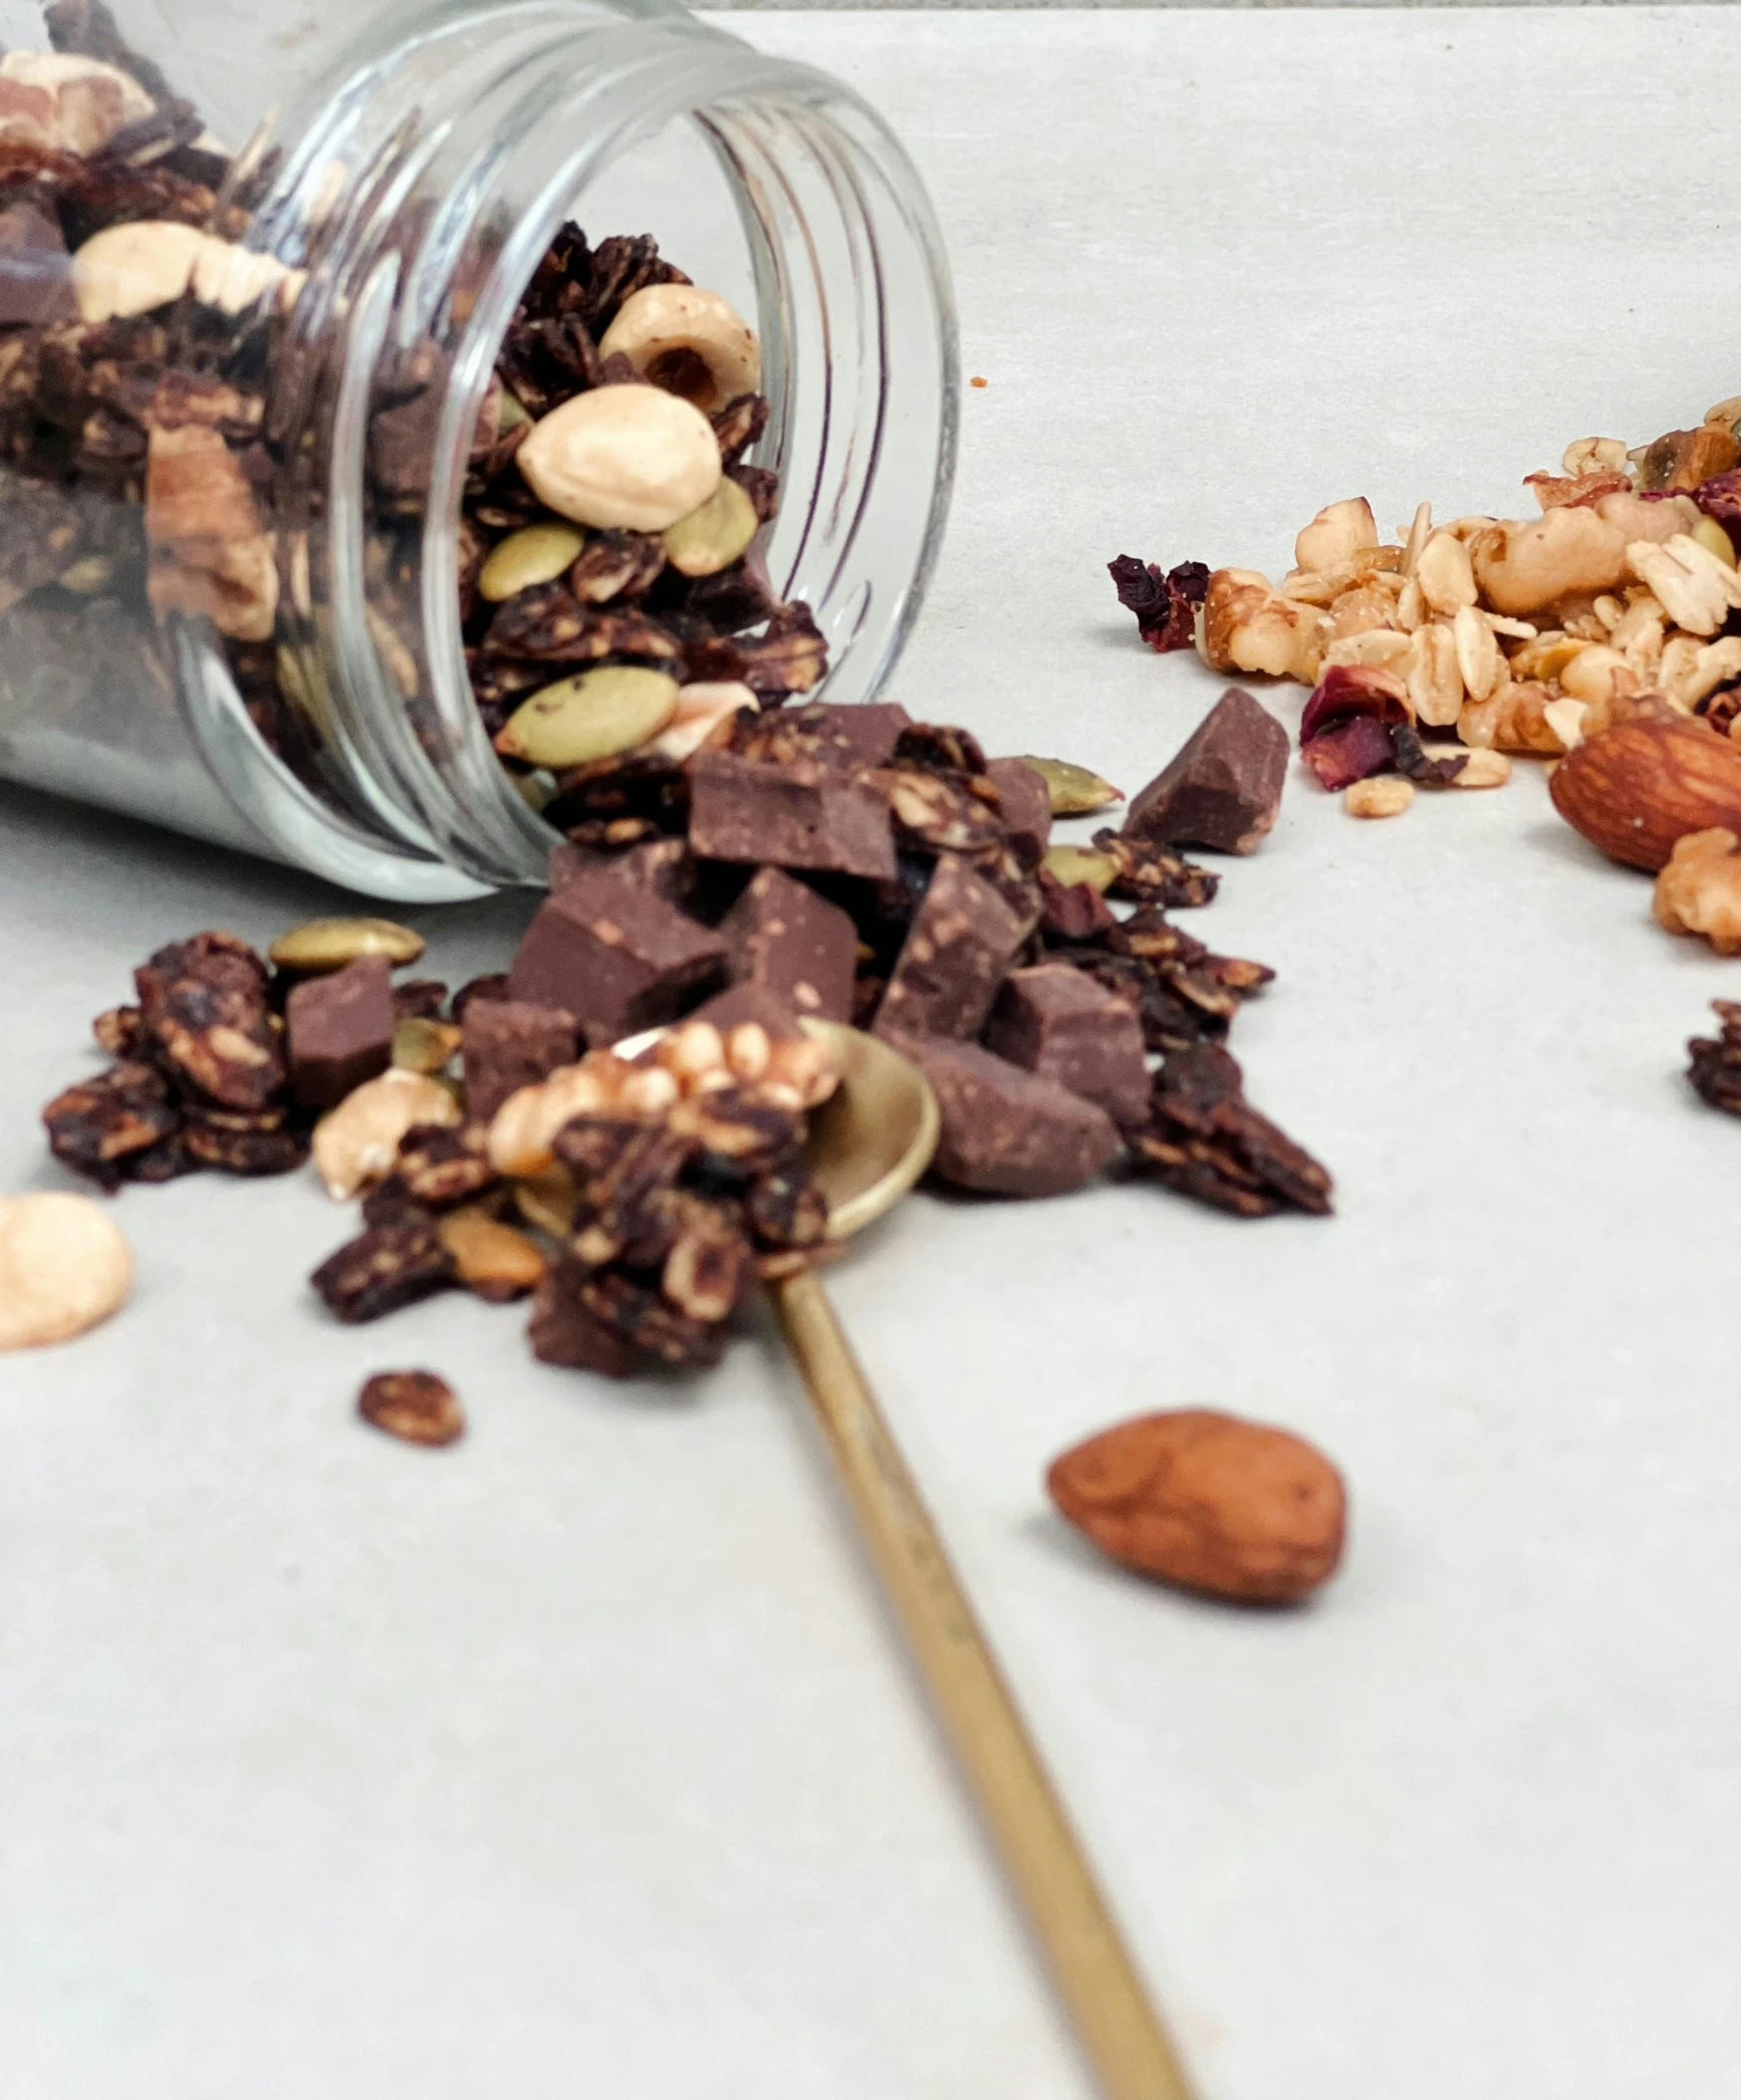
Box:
1654;828;1741;953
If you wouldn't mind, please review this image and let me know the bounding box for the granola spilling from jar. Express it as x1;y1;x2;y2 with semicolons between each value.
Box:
0;2;819;807
1113;397;1741;822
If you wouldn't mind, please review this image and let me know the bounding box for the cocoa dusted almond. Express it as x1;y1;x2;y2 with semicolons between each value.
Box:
1548;713;1741;872
1047;1409;1346;1604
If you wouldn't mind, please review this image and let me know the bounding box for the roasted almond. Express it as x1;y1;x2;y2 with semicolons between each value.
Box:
1548;713;1741;872
1047;1408;1346;1605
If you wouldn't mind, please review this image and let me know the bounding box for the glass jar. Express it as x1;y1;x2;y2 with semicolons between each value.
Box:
0;0;956;900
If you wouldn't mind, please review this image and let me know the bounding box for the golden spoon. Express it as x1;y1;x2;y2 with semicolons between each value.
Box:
728;1018;1197;2100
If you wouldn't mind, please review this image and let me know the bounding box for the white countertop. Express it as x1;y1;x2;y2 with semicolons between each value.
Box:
7;10;1741;2097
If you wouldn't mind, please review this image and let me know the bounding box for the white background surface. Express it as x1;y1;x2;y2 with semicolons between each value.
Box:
6;10;1741;2097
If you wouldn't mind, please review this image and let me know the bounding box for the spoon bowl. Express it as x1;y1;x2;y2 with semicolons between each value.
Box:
795;1019;939;1240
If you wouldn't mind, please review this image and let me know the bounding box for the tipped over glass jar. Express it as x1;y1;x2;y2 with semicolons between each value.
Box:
0;0;956;899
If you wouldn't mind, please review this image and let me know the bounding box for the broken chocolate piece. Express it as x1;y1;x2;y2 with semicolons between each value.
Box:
460;997;580;1123
507;867;726;1048
1036;869;1117;943
717;867;857;1023
1688;999;1741;1115
984;964;1150;1125
549;834;694;908
684;979;806;1041
985;757;1053;867
285;954;394;1111
734;700;912;774
887;1032;1122;1197
688;751;896;882
1123;686;1289;856
875;855;1035;1042
1127;1044;1333;1217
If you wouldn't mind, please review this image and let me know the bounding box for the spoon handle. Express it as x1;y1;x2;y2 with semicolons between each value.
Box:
771;1266;1196;2100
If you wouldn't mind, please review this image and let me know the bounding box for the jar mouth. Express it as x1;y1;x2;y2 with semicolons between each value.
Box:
242;1;958;895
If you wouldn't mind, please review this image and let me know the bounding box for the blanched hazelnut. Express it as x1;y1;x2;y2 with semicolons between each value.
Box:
517;384;722;533
598;284;761;414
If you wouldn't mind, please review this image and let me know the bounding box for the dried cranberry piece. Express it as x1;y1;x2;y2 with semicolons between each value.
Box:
1299;664;1412;746
1301;714;1397;792
1692;468;1741;527
1108;554;1205;654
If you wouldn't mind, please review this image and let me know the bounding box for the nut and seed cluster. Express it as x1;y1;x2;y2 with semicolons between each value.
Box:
1113;399;1741;825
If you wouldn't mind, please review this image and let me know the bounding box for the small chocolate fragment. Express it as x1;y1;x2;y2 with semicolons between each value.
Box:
550;834;694;908
984;758;1053;867
985;964;1150;1125
311;1218;456;1323
0;202;75;327
875;856;1035;1042
887;1033;1122;1197
1123;686;1290;856
688;751;897;881
508;869;727;1048
451;972;512;1021
286;954;394;1111
1036;869;1117;943
358;1370;465;1447
717;867;857;1022
684;980;806;1041
461;997;580;1123
391;978;450;1022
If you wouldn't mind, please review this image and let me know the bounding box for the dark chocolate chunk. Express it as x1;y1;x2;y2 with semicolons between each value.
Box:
734;700;913;774
688;751;896;881
717;867;857;1023
985;757;1053;867
0;202;75;327
550;834;693;909
1127;1044;1333;1217
461;997;580;1123
42;1061;180;1186
875;856;1035;1042
508;869;726;1048
451;972;512;1022
1123;686;1289;856
286;954;394;1111
391;978;450;1022
311;1218;456;1323
885;1033;1123;1197
984;964;1150;1125
684;980;806;1042
1036;869;1117;943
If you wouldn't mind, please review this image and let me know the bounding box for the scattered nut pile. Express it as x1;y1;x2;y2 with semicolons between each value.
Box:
0;4;818;806
1113;397;1741;828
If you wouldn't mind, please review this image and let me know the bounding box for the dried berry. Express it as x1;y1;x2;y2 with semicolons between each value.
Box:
1688;999;1741;1115
1108;554;1207;653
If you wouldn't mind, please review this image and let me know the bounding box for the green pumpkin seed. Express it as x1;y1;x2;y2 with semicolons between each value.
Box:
269;916;426;973
1014;754;1123;817
477;522;588;604
1040;845;1119;894
494;665;680;768
661;475;758;579
392;1016;462;1075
